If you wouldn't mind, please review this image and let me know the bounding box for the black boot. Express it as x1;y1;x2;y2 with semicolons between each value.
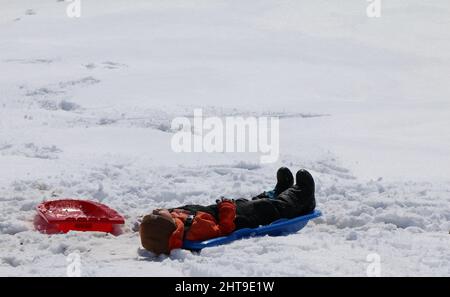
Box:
295;169;315;195
273;167;294;197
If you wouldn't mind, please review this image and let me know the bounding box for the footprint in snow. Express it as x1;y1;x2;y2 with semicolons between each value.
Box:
83;61;128;70
25;9;36;16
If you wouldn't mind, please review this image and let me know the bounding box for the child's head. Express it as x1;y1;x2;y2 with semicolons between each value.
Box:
139;210;176;255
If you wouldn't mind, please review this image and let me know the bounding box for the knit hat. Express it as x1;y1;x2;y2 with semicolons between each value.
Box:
139;213;177;255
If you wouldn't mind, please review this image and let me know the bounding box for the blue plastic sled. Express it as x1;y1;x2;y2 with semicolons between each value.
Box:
183;209;322;251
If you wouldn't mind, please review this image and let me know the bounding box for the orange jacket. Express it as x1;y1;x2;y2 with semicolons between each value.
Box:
168;201;236;251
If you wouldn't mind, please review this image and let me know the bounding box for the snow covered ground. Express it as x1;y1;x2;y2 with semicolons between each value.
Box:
1;0;449;276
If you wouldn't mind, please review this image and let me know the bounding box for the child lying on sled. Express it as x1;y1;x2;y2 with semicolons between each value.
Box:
139;168;316;255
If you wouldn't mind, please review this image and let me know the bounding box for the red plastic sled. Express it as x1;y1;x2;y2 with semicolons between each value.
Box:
36;199;125;233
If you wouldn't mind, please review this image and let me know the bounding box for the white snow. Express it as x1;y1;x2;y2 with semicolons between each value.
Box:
1;0;449;276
